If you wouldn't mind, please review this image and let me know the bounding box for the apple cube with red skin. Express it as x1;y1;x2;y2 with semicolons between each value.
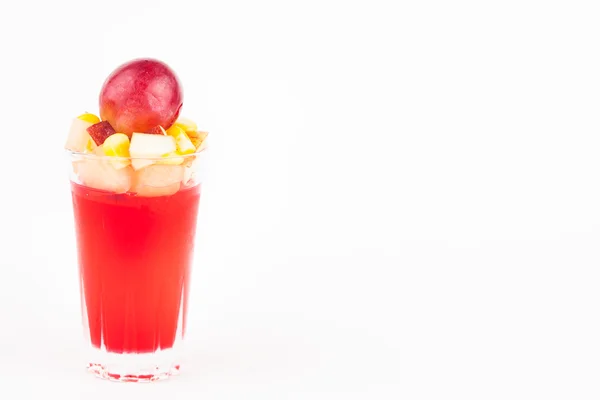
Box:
87;121;116;146
100;59;183;136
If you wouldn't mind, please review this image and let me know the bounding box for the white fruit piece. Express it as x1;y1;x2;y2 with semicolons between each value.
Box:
65;118;94;152
129;133;176;170
132;164;184;197
76;158;133;193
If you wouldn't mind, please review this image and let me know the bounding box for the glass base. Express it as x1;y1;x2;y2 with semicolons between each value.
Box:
86;347;182;382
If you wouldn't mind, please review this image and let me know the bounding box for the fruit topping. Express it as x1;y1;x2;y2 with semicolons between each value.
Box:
87;121;117;146
99;59;183;135
103;133;131;169
166;125;195;155
129;132;176;170
65;118;94;152
67;59;207;195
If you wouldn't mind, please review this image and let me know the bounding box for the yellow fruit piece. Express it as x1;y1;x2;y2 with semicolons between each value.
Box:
174;117;197;133
103;133;131;169
78;113;101;125
166;125;196;155
166;125;184;137
103;133;130;157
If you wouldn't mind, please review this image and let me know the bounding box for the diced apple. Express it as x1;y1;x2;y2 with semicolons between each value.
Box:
87;121;117;146
129;132;176;170
65;118;94;152
131;164;184;197
77;158;133;193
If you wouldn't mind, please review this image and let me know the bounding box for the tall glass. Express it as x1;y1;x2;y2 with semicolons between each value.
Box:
66;150;206;382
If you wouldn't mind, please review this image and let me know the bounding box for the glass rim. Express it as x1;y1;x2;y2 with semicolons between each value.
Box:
65;147;206;161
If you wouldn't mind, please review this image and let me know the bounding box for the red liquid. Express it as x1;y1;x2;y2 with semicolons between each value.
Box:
71;182;201;354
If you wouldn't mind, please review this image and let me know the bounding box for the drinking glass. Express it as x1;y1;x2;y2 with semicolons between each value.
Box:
66;149;206;382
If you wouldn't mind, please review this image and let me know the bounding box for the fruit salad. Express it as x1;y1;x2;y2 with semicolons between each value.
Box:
65;58;208;197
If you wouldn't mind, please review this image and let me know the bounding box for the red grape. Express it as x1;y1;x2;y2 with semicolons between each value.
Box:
99;59;183;135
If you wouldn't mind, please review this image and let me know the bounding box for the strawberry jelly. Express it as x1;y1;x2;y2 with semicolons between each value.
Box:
70;182;201;353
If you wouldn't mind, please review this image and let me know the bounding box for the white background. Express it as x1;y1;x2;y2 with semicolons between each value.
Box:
0;0;599;398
